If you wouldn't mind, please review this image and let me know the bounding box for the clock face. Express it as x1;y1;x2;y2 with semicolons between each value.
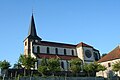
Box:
85;50;92;58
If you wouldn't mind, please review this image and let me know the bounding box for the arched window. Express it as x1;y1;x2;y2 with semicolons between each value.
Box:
32;46;34;53
61;61;64;69
47;47;50;54
94;52;99;61
55;48;58;54
64;49;66;55
71;50;74;56
37;46;40;53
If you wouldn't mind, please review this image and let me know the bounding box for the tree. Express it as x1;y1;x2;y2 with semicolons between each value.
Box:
83;63;91;76
83;62;103;77
0;60;11;78
112;61;120;80
18;54;36;76
89;62;100;73
13;62;22;69
47;58;61;74
38;58;48;76
97;64;106;77
38;58;61;76
0;60;11;69
102;53;107;58
70;58;82;74
18;54;36;69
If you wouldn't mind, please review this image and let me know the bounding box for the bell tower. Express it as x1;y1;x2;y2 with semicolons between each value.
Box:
24;14;42;56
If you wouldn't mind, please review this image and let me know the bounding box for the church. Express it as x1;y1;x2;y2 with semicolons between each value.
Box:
23;14;100;71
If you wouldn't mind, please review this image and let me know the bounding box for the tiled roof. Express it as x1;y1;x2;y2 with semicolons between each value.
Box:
33;41;94;49
35;53;78;60
98;46;120;63
33;41;76;48
76;42;93;48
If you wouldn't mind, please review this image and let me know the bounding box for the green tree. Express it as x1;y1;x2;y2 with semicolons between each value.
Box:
70;58;82;74
13;62;22;69
0;60;11;78
38;58;48;76
38;58;61;76
112;61;120;80
102;53;107;58
18;54;36;69
97;64;106;77
83;63;91;76
47;58;61;74
89;62;100;73
83;62;102;77
18;54;36;76
0;60;11;69
112;61;120;72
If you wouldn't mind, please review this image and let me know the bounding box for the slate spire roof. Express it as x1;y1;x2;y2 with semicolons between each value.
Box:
28;14;37;37
27;14;42;40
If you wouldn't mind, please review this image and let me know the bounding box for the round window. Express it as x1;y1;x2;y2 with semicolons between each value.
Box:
85;50;92;58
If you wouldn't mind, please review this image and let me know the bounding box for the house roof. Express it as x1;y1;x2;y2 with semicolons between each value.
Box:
33;41;76;48
35;53;78;60
33;41;97;49
98;46;120;63
76;42;93;48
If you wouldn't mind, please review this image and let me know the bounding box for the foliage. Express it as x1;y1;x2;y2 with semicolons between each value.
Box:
70;58;82;73
112;61;120;72
13;62;22;69
18;54;36;69
38;58;61;76
89;62;100;72
40;58;47;66
38;65;48;75
83;63;91;72
102;53;107;58
83;62;106;76
97;64;106;72
38;58;48;76
0;60;11;69
47;58;61;72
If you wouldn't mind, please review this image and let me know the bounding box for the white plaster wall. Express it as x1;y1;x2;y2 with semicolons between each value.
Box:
97;59;120;78
66;49;71;55
50;47;55;54
24;38;28;55
39;45;47;53
33;45;76;56
58;48;64;55
76;47;84;61
74;49;77;56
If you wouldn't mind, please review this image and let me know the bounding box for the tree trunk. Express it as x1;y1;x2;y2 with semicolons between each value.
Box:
24;68;26;76
87;71;90;77
102;71;104;77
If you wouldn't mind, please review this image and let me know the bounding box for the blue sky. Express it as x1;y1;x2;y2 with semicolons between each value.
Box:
0;0;120;66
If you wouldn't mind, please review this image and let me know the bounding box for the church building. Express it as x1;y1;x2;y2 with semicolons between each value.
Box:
23;14;100;71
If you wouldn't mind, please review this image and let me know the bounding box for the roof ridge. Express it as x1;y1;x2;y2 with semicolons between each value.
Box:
98;46;120;63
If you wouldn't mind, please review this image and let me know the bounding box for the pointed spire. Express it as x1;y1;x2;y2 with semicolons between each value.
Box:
28;14;42;40
28;14;37;37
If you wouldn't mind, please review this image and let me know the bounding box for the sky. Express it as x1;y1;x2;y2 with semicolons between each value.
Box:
0;0;120;67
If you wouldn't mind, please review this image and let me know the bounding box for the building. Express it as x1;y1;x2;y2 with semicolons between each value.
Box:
23;14;100;71
97;45;120;78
